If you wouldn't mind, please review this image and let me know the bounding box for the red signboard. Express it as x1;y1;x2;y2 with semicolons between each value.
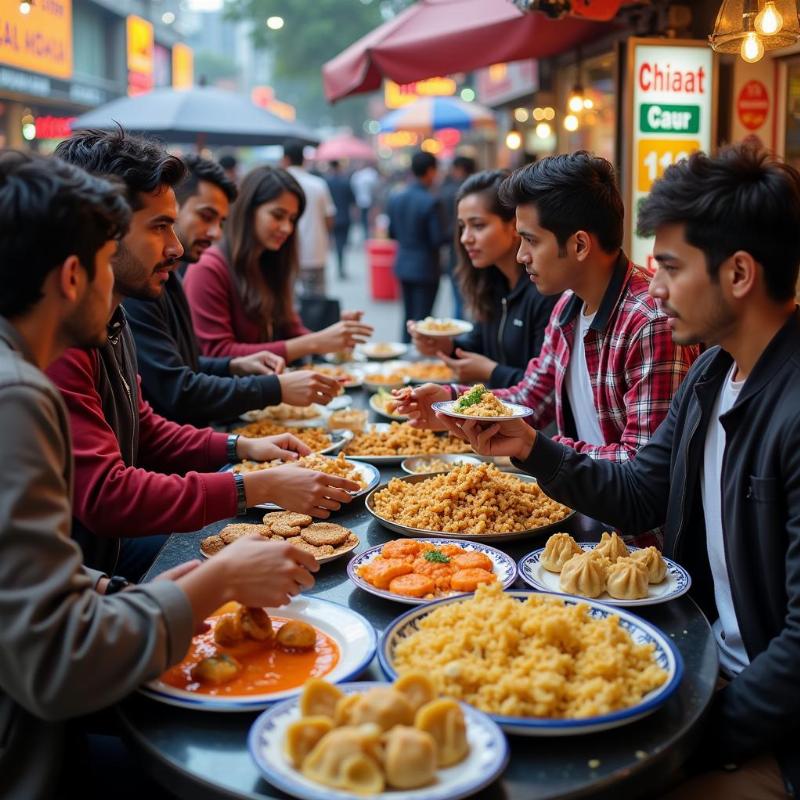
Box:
737;80;769;131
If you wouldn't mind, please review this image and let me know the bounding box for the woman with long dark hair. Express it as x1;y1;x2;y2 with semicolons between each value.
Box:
185;166;372;361
410;170;559;387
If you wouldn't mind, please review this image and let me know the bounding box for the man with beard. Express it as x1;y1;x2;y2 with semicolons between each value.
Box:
0;152;320;799
48;130;359;581
125;154;341;425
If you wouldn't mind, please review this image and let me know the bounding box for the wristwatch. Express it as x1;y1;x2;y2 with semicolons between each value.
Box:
106;575;130;595
227;433;240;463
233;472;248;516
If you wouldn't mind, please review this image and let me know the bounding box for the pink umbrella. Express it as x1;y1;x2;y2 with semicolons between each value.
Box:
323;0;619;102
312;134;377;162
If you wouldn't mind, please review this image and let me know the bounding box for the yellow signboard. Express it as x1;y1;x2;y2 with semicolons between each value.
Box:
127;15;154;96
384;76;457;109
0;0;72;79
636;138;700;193
172;43;193;90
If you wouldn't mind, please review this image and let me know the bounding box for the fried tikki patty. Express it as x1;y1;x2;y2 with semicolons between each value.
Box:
301;522;351;547
219;523;270;544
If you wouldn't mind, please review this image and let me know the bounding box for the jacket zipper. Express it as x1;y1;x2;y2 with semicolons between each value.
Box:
497;297;509;364
672;411;700;557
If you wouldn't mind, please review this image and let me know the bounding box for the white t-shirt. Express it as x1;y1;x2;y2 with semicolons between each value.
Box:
287;166;335;269
351;166;378;209
701;363;749;676
564;306;605;445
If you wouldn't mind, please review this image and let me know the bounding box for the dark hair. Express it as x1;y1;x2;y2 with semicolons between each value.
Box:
55;128;186;210
453;170;518;322
329;159;341;170
283;139;305;167
638;145;800;302
218;153;237;171
411;151;437;178
0;151;130;317
499;151;623;254
452;155;477;175
175;154;238;205
222;165;306;337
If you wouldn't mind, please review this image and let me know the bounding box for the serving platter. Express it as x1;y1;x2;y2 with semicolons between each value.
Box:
140;597;377;712
518;542;692;607
344;423;474;466
247;681;509;800
347;538;517;606
357;341;409;360
365;472;575;543
400;454;482;474
379;591;683;736
432;399;534;423
413;318;474;338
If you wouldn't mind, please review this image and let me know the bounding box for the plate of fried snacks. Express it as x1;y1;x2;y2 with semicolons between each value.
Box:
358;342;409;360
379;582;683;736
366;463;573;543
231;422;354;457
343;422;472;465
414;317;474;338
312;364;365;389
369;389;409;421
141;598;377;712
240;403;325;425
247;676;508;800
327;408;368;432
362;362;413;392
400;454;482;474
432;384;533;422
518;532;691;607
403;361;455;384
348;538;517;605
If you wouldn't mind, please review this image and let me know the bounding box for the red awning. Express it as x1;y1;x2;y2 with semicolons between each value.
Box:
323;0;621;102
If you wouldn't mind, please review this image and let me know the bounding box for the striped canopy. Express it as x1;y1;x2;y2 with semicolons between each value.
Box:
378;96;495;133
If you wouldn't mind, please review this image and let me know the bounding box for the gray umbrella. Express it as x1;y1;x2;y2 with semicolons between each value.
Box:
71;86;319;146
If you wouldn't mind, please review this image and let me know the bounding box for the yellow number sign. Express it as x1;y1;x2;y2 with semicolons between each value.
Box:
636;138;700;193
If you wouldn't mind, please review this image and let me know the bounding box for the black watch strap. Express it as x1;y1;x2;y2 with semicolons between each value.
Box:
106;575;130;595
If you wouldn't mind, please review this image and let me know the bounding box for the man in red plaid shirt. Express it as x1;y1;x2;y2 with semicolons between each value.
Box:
399;152;699;465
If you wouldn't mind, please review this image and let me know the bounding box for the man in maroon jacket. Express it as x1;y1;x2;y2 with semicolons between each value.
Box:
48;129;359;580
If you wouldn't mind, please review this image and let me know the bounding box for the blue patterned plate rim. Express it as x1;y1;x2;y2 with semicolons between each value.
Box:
346;538;518;605
247;680;509;800
431;399;534;422
378;590;684;730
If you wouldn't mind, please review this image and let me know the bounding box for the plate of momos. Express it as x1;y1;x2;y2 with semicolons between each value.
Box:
518;532;692;607
248;676;508;800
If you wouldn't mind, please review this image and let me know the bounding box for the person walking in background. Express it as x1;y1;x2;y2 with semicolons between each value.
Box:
351;162;379;238
218;152;239;186
387;151;446;342
438;155;476;320
325;160;355;279
281;138;335;297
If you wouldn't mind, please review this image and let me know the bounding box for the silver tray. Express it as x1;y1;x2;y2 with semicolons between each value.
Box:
343;422;474;466
365;472;576;543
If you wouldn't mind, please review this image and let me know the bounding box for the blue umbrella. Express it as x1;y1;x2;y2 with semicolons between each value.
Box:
379;96;495;133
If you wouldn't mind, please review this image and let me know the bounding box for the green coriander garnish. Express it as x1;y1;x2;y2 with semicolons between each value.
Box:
425;549;450;564
454;384;487;410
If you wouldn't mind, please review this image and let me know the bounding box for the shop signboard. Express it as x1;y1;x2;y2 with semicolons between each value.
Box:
172;43;193;90
127;15;154;96
627;39;716;270
384;76;457;109
0;0;72;79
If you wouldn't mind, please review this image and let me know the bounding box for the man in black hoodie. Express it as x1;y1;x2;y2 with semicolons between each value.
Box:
125;154;339;425
441;145;800;798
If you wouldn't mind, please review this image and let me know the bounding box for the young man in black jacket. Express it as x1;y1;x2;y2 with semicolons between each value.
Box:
441;145;800;797
124;155;340;425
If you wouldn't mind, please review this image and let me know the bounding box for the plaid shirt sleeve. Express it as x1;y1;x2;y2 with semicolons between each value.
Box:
552;314;697;464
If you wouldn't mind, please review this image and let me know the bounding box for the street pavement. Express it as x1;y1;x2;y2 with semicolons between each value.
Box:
322;230;456;343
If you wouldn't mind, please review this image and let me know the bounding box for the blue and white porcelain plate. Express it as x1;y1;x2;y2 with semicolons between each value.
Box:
518;542;692;607
347;538;518;605
379;591;683;736
139;597;377;712
432;399;534;423
247;681;508;800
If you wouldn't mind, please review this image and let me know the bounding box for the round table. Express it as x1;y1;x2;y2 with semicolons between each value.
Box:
117;381;719;800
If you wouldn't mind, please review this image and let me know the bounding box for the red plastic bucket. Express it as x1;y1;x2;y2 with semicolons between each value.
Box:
366;239;400;301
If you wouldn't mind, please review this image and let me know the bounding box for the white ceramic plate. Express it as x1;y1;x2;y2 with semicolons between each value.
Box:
379;591;683;736
311;364;365;389
140;597;377;712
400;454;482;474
368;392;409;421
432;399;534;423
414;318;474;338
518;542;692;607
357;342;409;360
403;360;456;384
347;538;518;605
344;423;473;466
247;681;509;800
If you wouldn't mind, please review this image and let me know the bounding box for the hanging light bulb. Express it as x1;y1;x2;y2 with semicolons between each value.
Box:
568;87;585;114
755;1;783;35
741;30;765;61
564;114;580;132
505;131;522;150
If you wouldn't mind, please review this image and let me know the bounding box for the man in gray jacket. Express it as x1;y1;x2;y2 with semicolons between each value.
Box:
0;152;319;798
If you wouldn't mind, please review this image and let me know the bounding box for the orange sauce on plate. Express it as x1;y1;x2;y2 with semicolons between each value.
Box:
160;605;340;697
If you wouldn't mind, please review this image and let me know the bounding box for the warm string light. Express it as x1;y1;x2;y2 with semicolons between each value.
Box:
755;1;783;34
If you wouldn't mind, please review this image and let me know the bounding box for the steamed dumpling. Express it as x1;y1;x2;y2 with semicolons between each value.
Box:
629;546;667;584
284;716;334;768
393;672;436;713
382;726;437;789
299;678;344;719
347;687;414;731
415;698;469;767
606;558;649;599
560;552;607;598
595;531;629;562
301;726;384;794
541;533;582;573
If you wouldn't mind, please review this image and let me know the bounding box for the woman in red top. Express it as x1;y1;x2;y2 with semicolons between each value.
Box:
184;166;372;361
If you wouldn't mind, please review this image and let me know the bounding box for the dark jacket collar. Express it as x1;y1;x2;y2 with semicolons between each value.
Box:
106;305;127;344
0;315;36;366
557;250;630;332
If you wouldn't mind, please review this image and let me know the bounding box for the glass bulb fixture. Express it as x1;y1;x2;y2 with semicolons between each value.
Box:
564;114;580;132
568;90;585;114
755;1;783;34
505;131;522;150
741;30;765;61
535;122;552;139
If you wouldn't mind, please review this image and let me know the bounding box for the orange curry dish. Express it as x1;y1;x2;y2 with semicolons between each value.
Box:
159;602;339;697
357;539;497;600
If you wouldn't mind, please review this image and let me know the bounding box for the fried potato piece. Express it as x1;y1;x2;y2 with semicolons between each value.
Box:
450;568;496;592
380;539;423;560
200;534;224;555
191;654;242;685
450;551;493;571
214;610;245;646
388;573;436;598
241;607;273;641
276;620;317;650
360;558;413;590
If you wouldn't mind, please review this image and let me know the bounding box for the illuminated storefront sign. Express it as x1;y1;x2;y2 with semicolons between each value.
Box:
172;42;193;90
127;15;154;96
0;0;72;79
384;76;457;109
